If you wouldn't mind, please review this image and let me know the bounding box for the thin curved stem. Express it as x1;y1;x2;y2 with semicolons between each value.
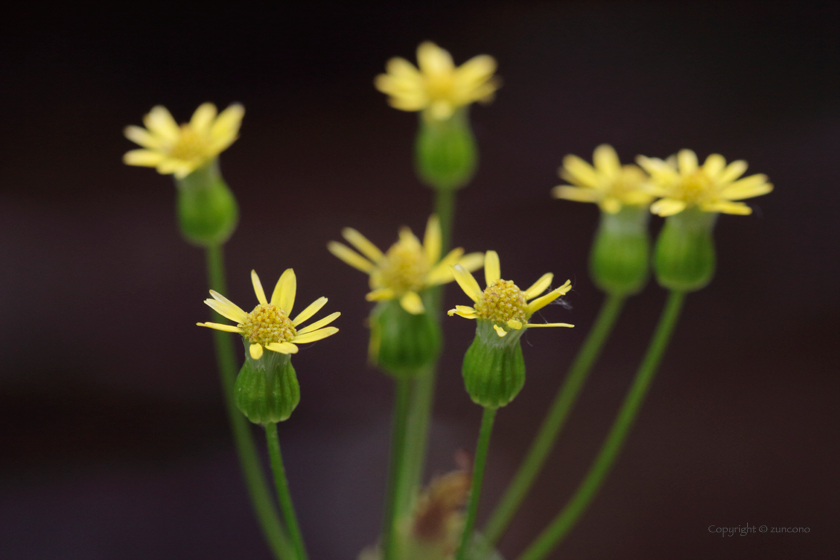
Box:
517;291;686;560
265;422;309;560
483;293;626;544
206;246;293;559
456;407;498;560
383;378;413;560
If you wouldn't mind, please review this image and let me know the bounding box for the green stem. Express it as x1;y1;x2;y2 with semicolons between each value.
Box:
205;246;293;560
383;378;413;560
457;407;498;560
483;293;626;544
517;291;686;560
393;187;458;519
265;422;309;560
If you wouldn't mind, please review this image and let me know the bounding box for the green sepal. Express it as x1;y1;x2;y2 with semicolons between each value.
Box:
462;320;526;409
234;344;300;425
654;207;716;292
175;160;239;247
414;108;477;191
590;205;651;295
369;298;441;378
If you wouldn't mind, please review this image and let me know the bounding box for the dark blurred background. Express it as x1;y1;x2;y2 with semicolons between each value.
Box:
1;2;838;559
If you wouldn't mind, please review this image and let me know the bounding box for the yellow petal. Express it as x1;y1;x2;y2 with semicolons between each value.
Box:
428;100;454;120
650;198;687;217
561;155;599;188
292;326;339;344
143;106;180;142
196;322;242;333
417;41;454;76
205;298;247;323
456;54;497;87
265;342;299;354
493;324;508;337
273;269;296;315
251;270;268;305
527;281;572;315
342;228;384;263
484;250;500;285
677;149;698;175
703;153;726;178
366;288;396;301
524;273;553;300
447;308;477;319
328;241;375;274
593;144;621;179
720;174;773;201
451;265;483;302
399;291;425;315
423;215;442;265
123;149;165;167
507;319;523;330
210;103;245;143
600;198;622;214
551;185;600;203
526;322;575;328
426;248;464;285
293;297;328;326
458;252;485;272
190;103;218;134
700;200;752;215
124;126;164;149
719;159;748;183
296;311;341;335
249;343;264;360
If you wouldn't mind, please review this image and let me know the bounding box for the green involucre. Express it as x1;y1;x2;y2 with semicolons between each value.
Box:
462;320;526;409
590;206;650;295
176;161;238;247
370;298;442;378
415;108;477;191
654;207;716;292
235;346;300;425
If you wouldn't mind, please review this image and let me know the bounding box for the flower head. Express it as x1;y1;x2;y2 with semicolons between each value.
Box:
197;269;339;359
124;103;244;178
329;215;484;315
552;144;653;214
637;149;773;217
375;41;499;121
448;251;573;337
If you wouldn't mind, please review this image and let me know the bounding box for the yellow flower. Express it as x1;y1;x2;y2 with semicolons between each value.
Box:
552;144;653;214
328;215;484;315
637;149;773;216
123;103;244;179
197;270;339;360
374;41;500;121
448;251;574;337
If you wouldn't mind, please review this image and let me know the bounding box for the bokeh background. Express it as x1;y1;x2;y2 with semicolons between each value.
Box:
1;2;837;559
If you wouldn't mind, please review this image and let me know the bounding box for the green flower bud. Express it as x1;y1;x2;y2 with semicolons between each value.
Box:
462;319;526;409
589;205;651;295
370;298;441;378
175;161;238;247
415;108;477;191
234;342;300;425
654;207;716;292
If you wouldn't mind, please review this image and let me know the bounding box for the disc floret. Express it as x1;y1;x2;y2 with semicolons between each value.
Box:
474;280;528;325
239;304;297;348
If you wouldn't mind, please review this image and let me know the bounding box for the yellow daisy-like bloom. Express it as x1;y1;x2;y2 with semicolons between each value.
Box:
552;144;654;214
637;149;773;217
328;215;484;315
197;269;339;360
448;251;574;337
123;102;245;179
374;41;500;121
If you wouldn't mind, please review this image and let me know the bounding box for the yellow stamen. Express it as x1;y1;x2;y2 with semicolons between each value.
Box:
474;279;528;324
239;304;297;347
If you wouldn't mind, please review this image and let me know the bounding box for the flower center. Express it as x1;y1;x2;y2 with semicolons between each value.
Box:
169;126;210;162
238;304;297;347
611;165;646;197
680;171;714;203
372;238;430;295
474;280;528;324
424;73;456;102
